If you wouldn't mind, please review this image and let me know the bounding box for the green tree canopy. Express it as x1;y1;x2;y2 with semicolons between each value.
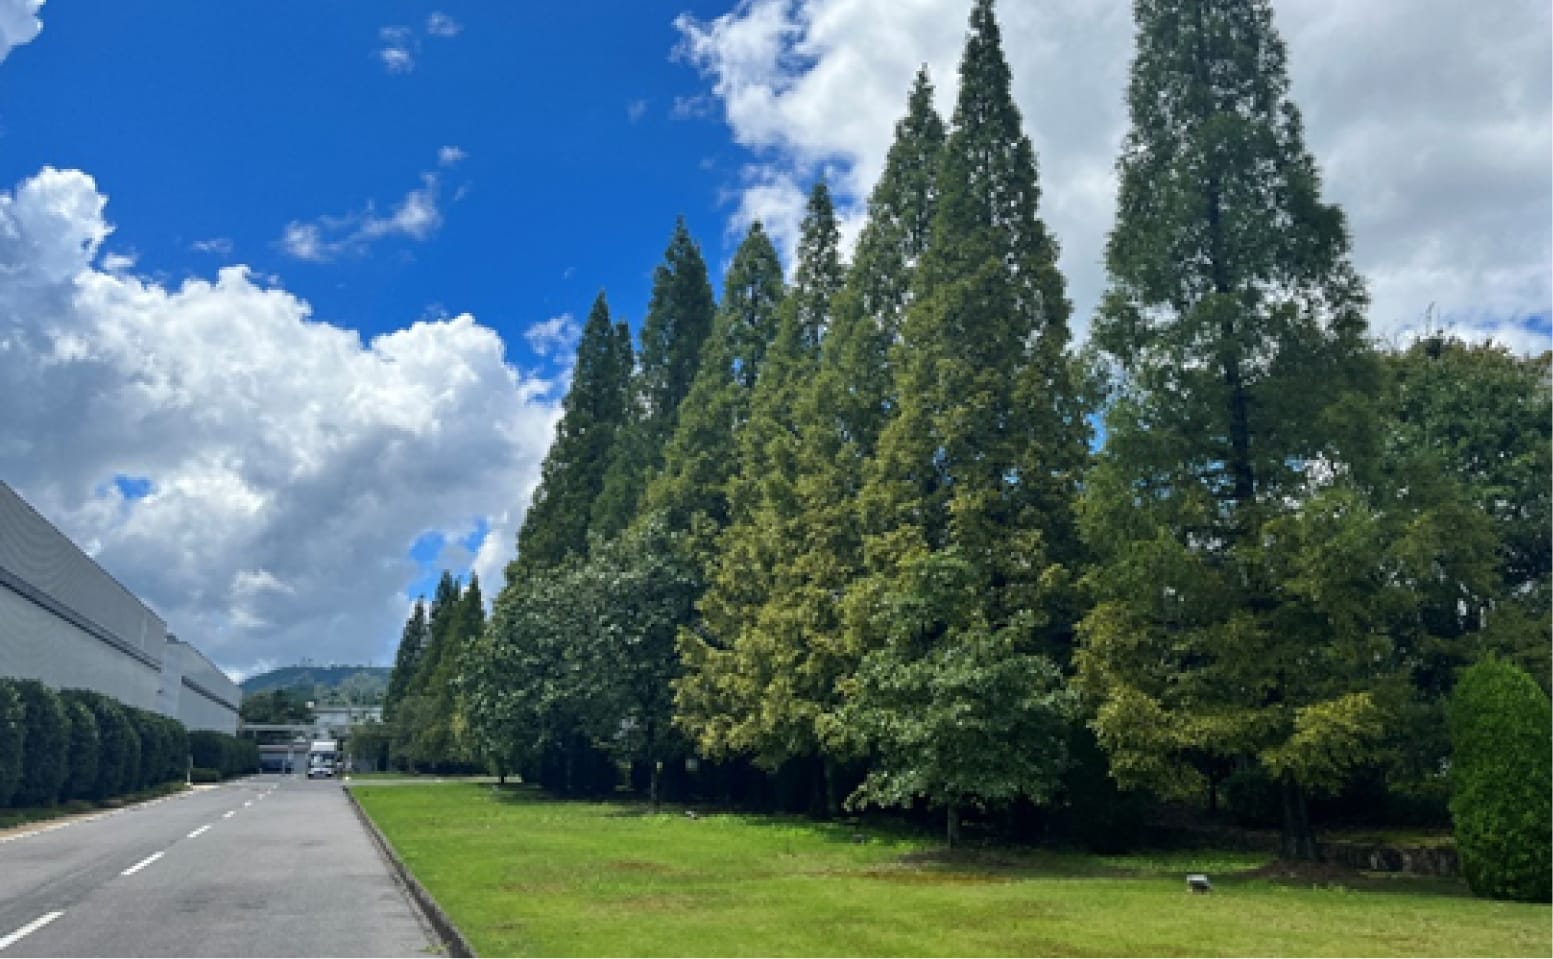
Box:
513;291;635;576
594;219;718;538
1077;0;1402;859
677;181;842;778
842;0;1085;842
641;221;785;566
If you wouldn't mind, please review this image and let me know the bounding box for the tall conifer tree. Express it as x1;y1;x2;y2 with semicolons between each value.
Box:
512;291;634;576
640;222;785;564
842;0;1084;844
384;597;429;722
593;224;717;538
677;183;842;777
1076;0;1395;859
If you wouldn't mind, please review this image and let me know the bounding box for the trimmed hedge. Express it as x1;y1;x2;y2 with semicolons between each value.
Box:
0;680;254;811
9;679;69;807
62;699;99;801
189;729;259;778
0;681;21;806
1448;656;1553;902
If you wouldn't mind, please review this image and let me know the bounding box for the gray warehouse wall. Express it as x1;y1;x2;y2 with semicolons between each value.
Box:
0;584;164;710
163;638;241;733
0;483;166;665
0;482;239;733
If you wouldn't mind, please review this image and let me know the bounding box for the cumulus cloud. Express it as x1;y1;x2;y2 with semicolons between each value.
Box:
0;167;561;674
280;167;447;262
523;313;582;359
0;0;42;65
425;11;462;38
676;0;1551;352
437;145;467;168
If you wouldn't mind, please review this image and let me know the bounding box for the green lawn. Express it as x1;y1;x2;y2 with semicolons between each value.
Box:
352;783;1550;957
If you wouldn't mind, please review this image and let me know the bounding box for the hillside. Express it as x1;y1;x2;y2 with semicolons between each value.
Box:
240;665;390;705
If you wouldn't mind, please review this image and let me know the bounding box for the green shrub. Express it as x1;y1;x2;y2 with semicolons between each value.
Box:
162;717;189;784
11;679;68;807
1448;656;1552;902
189;729;255;779
116;706;141;795
0;680;22;806
61;690;131;800
61;699;99;801
190;766;222;784
125;707;163;791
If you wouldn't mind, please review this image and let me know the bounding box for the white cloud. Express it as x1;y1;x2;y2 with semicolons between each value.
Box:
0;0;42;65
0;167;561;674
280;167;447;262
378;25;414;73
524;313;581;359
627;98;649;123
100;250;136;273
190;237;233;256
676;0;1551;352
437;145;467;168
425;11;462;38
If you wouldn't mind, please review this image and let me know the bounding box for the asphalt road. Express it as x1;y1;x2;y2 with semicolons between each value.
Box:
0;775;438;957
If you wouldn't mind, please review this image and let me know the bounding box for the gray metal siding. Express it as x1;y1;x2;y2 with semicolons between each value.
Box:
0;483;239;733
0;482;165;664
0;585;163;709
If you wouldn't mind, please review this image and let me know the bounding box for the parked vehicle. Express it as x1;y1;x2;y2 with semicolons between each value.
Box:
307;739;339;778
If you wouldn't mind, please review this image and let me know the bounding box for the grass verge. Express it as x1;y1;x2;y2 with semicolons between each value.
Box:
352;783;1550;957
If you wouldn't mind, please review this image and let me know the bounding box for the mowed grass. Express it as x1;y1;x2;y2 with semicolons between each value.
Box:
352;783;1550;957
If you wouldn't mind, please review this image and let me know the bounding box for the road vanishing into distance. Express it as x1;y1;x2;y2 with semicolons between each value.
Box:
0;776;437;957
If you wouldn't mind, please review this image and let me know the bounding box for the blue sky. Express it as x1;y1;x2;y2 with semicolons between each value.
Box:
0;2;739;354
0;0;1545;677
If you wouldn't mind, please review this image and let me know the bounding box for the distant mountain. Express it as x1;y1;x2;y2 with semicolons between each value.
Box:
240;665;391;705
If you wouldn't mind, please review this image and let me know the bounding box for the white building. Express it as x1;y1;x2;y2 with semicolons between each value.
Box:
0;482;240;733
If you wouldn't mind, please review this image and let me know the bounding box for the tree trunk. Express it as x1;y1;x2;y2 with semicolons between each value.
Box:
1279;771;1319;860
822;756;840;819
650;761;662;813
946;803;961;849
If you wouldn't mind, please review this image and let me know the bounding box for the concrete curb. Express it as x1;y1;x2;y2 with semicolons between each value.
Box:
344;785;476;958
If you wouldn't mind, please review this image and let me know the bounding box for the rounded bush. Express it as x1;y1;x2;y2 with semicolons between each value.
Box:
11;679;69;807
62;690;132;801
1448;657;1552;902
0;680;23;806
61;699;100;801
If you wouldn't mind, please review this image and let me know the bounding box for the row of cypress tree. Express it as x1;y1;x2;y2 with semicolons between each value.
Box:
376;570;486;772
404;0;1547;873
0;677;255;810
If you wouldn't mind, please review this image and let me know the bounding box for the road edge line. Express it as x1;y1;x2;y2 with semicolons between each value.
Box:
343;784;474;958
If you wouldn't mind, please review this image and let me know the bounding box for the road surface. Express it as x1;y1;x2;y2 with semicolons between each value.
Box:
0;775;438;957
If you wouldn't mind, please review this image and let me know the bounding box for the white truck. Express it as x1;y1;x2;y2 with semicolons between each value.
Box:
306;739;339;778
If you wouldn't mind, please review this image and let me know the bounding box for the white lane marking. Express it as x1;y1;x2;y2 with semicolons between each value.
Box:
187;825;212;839
243;800;253;807
120;851;165;876
0;911;63;951
223;810;236;819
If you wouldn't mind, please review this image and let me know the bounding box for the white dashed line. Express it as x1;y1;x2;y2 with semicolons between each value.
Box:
0;911;63;951
223;811;236;819
187;825;212;839
121;851;164;876
243;801;253;807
